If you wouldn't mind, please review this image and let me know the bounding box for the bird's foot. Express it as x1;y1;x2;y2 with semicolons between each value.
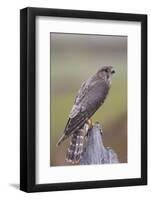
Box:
87;118;93;129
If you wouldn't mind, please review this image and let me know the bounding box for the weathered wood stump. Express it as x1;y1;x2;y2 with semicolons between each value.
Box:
80;122;119;165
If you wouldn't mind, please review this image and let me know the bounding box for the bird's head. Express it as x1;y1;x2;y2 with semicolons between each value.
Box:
97;66;115;83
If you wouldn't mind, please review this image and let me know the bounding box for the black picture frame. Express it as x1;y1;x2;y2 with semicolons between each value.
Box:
20;7;147;192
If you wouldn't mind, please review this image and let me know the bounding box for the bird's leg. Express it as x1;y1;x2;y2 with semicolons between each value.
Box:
84;118;93;139
87;118;93;129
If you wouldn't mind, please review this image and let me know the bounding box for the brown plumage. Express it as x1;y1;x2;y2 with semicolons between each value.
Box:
56;66;115;163
66;129;85;164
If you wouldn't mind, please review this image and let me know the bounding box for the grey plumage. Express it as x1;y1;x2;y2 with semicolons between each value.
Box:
56;66;115;147
66;129;85;164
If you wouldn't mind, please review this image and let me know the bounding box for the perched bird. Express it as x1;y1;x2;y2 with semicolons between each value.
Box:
56;66;115;163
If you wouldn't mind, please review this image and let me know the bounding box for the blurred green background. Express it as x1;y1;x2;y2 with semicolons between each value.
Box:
50;33;127;166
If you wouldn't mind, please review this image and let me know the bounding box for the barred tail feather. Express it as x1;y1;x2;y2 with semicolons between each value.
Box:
66;129;85;164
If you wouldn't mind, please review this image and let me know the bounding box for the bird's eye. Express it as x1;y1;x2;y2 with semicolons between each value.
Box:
104;69;108;73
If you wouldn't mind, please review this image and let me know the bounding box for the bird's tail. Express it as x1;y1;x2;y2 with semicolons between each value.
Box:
66;129;85;164
56;134;68;146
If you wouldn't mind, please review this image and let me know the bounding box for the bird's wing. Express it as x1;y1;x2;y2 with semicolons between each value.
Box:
68;79;90;119
64;79;109;136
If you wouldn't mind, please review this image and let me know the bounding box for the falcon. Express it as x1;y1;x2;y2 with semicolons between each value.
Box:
56;66;115;163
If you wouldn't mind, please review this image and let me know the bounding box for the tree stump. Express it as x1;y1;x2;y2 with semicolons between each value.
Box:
80;122;119;165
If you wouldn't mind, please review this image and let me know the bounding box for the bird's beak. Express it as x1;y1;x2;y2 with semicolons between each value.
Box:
111;69;115;74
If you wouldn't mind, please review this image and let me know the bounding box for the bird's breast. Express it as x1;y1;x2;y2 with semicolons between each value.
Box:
87;80;110;109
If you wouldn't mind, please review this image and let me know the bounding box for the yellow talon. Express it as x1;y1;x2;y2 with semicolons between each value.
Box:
87;118;93;129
